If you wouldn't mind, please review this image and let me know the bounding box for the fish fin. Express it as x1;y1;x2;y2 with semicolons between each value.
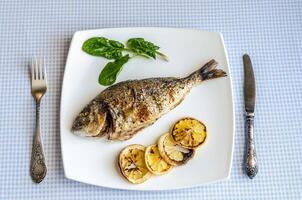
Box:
187;59;227;83
200;59;227;80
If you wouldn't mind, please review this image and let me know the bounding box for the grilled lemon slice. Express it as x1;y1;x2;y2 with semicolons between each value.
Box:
171;118;207;149
145;144;173;175
118;144;152;184
158;133;195;166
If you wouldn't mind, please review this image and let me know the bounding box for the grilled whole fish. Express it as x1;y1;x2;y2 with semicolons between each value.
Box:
72;59;226;140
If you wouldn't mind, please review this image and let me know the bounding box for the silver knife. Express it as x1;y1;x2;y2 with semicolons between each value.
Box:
243;54;258;179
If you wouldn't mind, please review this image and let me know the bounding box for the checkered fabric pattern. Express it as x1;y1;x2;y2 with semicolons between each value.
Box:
0;1;301;199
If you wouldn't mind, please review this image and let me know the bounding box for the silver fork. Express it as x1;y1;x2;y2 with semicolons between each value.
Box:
30;58;47;183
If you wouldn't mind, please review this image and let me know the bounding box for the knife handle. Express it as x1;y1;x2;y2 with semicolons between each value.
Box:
245;112;258;179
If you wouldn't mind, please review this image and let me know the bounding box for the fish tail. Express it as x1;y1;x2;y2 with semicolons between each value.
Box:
200;59;227;80
186;59;227;84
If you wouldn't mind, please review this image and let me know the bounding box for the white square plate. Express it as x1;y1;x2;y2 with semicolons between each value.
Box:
60;27;234;190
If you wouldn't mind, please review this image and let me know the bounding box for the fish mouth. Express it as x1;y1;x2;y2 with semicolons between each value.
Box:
71;105;91;132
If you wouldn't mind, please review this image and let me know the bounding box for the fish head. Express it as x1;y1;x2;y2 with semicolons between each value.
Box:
71;101;108;137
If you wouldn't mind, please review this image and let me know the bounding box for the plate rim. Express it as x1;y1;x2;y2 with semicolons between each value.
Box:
60;27;235;190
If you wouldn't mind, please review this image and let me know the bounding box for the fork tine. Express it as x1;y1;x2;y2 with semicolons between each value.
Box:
31;59;35;80
43;59;47;80
35;58;40;80
34;59;38;80
39;59;43;80
42;59;46;80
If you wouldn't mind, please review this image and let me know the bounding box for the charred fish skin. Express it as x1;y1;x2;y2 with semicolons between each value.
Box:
100;77;191;140
71;59;226;140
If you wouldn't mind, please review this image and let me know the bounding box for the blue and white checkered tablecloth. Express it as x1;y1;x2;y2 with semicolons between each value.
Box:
0;1;301;199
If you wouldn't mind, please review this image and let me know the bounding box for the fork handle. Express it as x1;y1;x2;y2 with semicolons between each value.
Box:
30;101;47;183
245;112;258;179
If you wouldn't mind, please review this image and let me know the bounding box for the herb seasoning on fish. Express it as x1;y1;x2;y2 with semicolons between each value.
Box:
71;59;226;141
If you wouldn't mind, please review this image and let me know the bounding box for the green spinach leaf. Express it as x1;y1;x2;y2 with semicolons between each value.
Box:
82;37;124;59
98;55;130;86
126;38;168;61
82;36;168;86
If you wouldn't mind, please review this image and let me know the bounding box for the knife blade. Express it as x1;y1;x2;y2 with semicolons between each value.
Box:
243;54;258;179
244;54;256;113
